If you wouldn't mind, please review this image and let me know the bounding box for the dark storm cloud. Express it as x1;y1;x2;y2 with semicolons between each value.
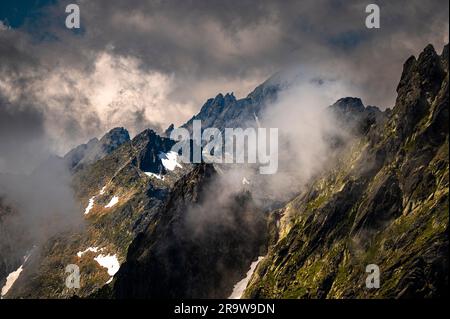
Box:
0;0;449;162
0;33;51;172
48;0;448;106
0;95;48;173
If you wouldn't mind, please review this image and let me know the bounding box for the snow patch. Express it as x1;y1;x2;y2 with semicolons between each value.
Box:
84;186;108;215
105;196;119;208
159;151;182;171
84;197;95;215
1;254;30;297
1;265;24;297
94;254;120;277
144;172;164;180
77;247;101;258
228;256;264;299
76;249;119;283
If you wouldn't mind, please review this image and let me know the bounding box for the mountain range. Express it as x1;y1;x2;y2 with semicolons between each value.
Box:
0;43;448;299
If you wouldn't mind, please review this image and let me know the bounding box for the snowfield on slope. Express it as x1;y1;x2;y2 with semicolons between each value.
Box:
94;254;120;276
84;186;107;215
159;151;182;171
94;254;120;284
1;265;24;297
84;197;95;215
1;254;30;298
228;256;264;299
75;248;119;283
144;172;164;180
105;196;119;208
77;246;101;257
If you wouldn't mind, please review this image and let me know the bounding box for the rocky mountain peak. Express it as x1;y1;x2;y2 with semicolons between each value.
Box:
393;43;448;141
100;127;129;144
132;128;158;142
98;127;130;153
247;80;280;104
244;43;449;299
164;124;175;137
416;44;445;96
131;129;175;174
63;127;130;171
397;44;445;96
331;97;365;113
329;97;384;135
441;43;449;69
224;92;236;102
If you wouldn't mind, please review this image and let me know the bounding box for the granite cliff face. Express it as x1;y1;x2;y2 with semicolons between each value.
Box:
244;44;449;298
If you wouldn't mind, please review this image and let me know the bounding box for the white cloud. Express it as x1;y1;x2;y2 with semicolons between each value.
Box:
0;51;197;154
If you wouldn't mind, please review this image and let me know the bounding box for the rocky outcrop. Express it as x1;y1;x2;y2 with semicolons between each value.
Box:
110;164;267;298
182;78;281;134
244;44;449;299
131;129;175;174
329;97;385;135
4;128;182;298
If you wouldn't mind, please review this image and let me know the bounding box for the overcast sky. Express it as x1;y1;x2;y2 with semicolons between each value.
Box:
0;0;448;171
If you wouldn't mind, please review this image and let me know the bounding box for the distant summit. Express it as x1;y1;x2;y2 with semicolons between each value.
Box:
329;97;384;134
64;127;130;171
331;97;365;113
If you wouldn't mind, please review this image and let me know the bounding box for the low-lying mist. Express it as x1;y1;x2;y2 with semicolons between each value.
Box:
212;69;361;209
181;68;362;251
0;157;83;263
256;72;356;200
